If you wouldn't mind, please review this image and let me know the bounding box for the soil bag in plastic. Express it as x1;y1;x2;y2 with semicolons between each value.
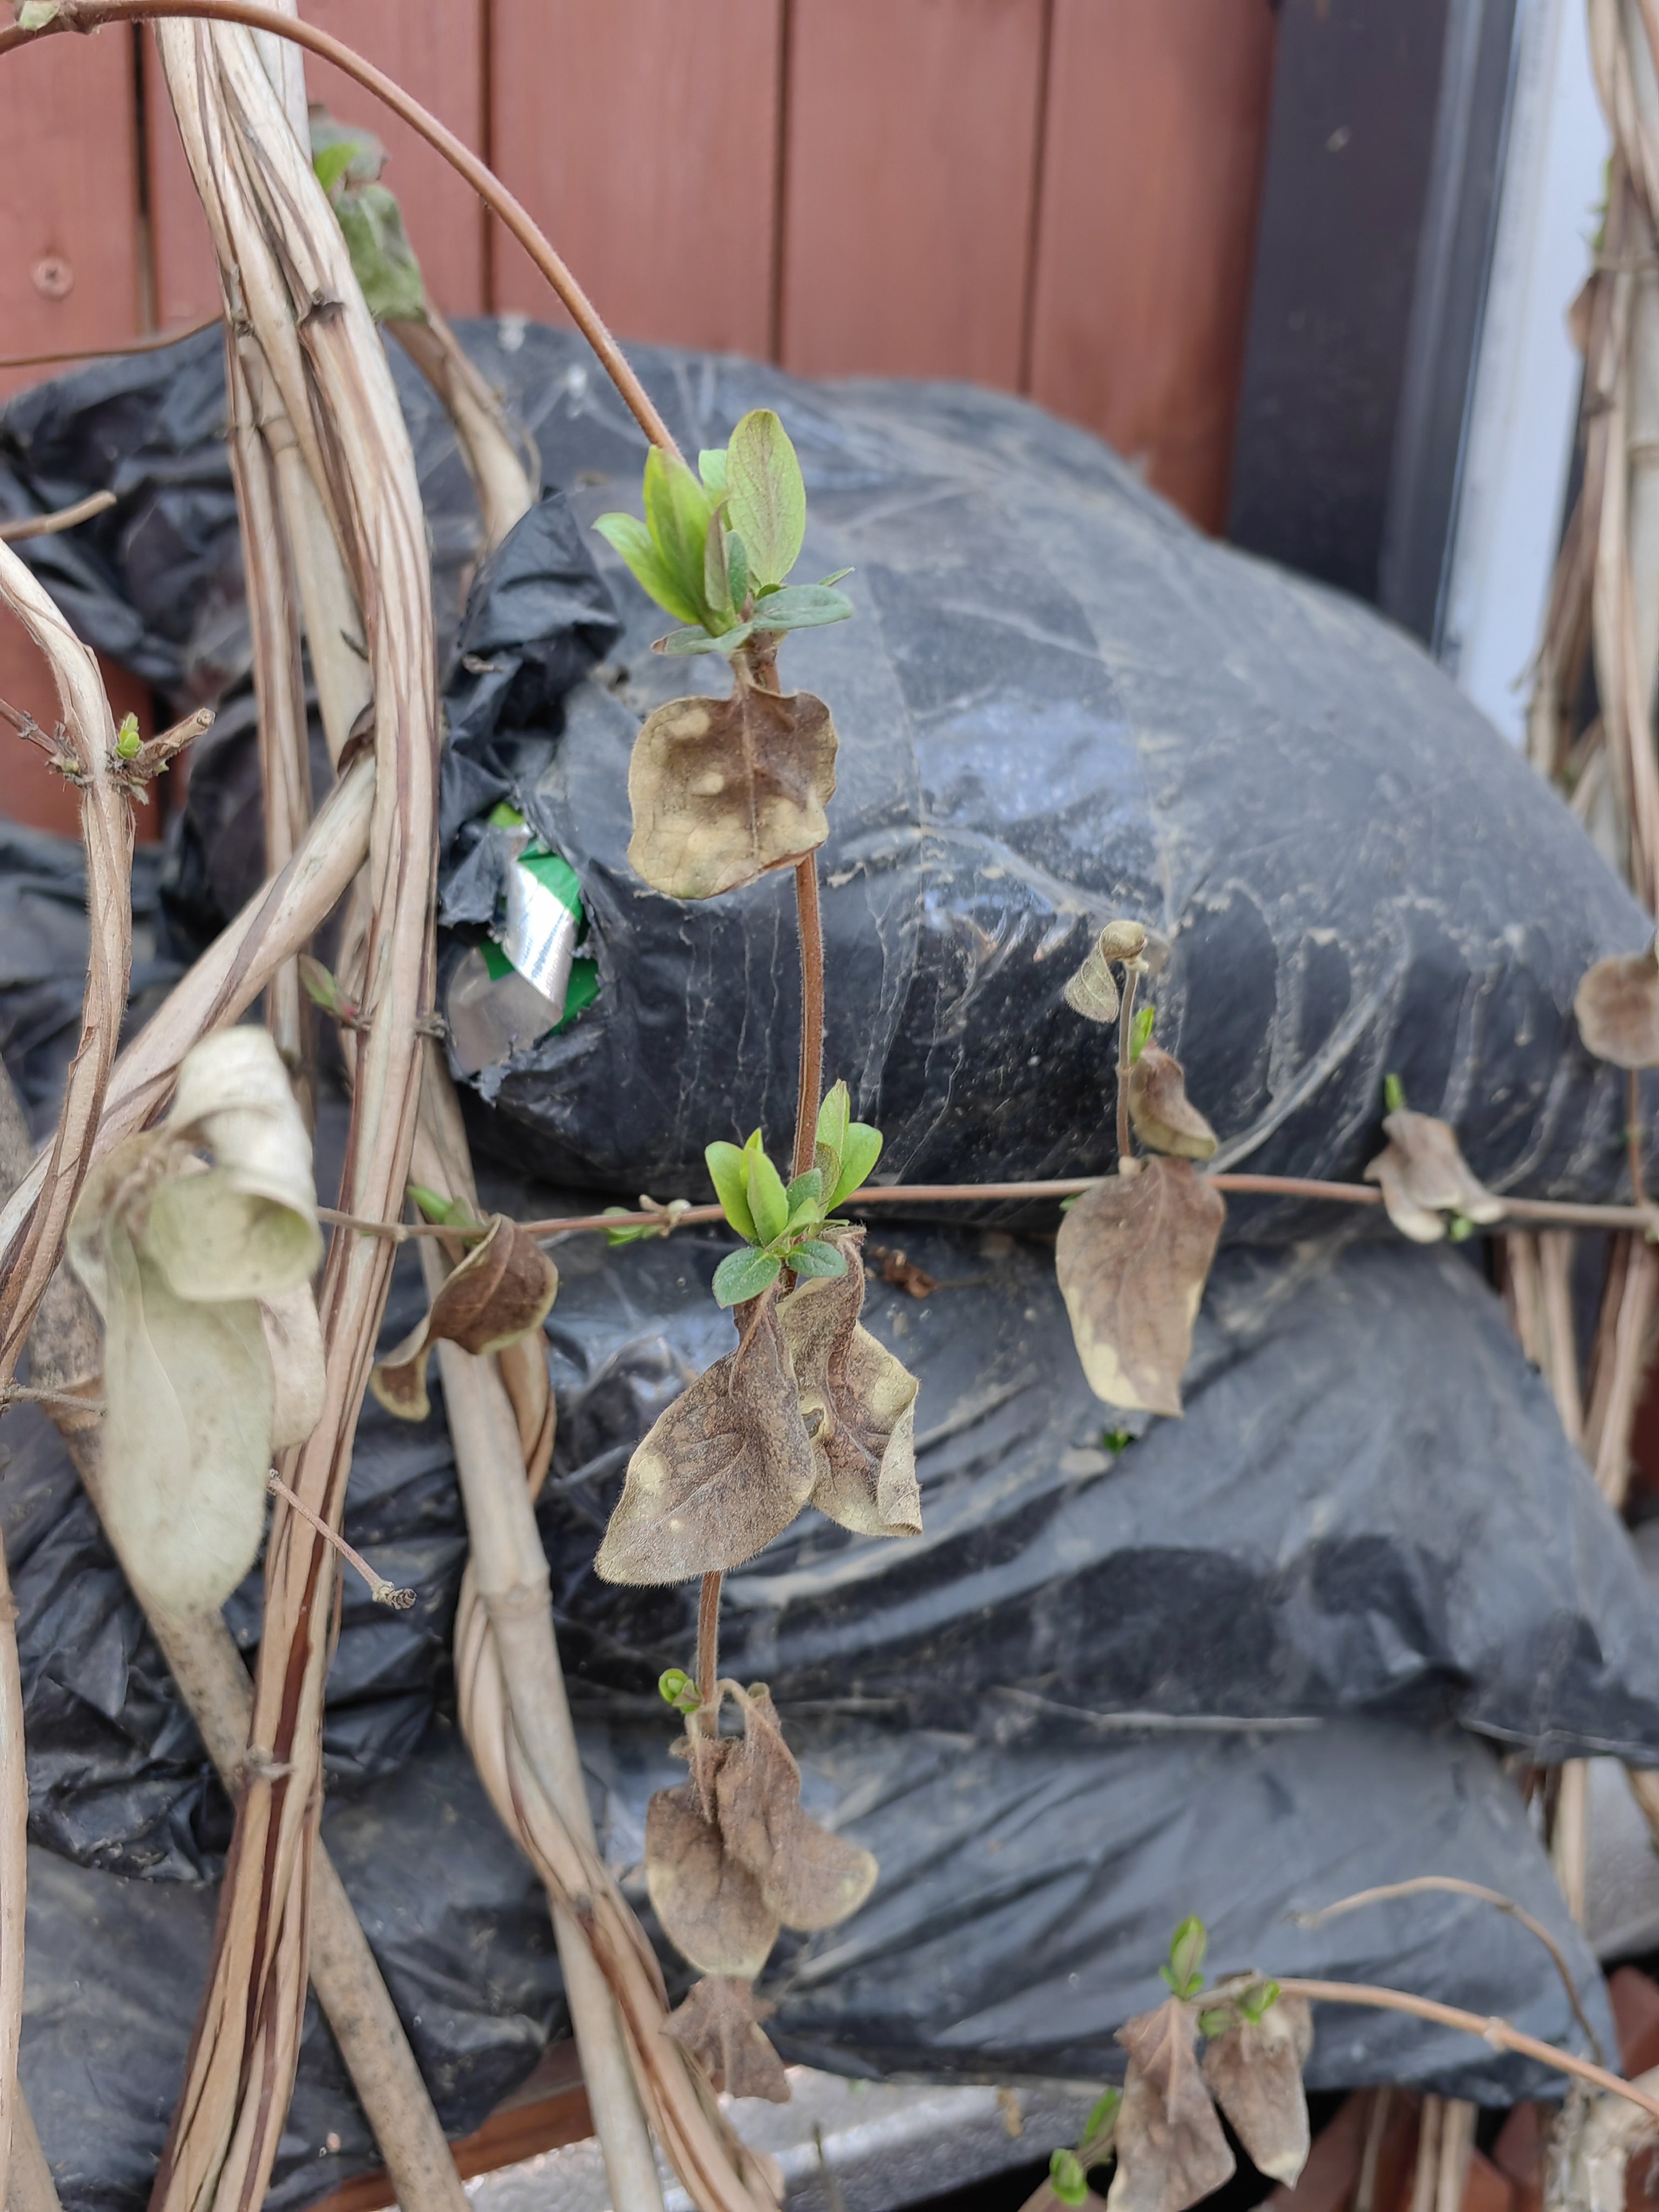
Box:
3;326;1654;1225
527;1219;1659;1763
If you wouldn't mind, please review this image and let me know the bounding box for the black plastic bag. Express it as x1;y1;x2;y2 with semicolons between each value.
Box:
435;328;1655;1224
3;325;1651;1228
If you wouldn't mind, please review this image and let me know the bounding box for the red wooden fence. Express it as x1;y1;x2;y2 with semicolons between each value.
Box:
0;1;1277;835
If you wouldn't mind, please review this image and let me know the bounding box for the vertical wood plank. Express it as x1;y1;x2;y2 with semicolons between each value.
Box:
490;0;781;358
303;0;487;315
147;3;487;335
778;0;1046;387
1026;0;1278;534
0;31;145;399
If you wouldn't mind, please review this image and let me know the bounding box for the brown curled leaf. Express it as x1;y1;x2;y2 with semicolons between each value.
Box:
369;1215;558;1421
1062;920;1149;1024
1575;938;1659;1067
778;1228;921;1537
1363;1109;1503;1245
664;1977;790;2103
628;684;838;900
716;1685;878;1931
1055;1161;1225;1417
596;1287;817;1582
645;1766;780;1979
1127;1043;1218;1162
1108;1999;1235;2212
1200;1997;1312;2186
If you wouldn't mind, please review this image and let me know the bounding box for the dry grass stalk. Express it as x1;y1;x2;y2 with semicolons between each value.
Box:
2;1068;463;2212
413;1054;777;2212
0;539;135;2211
388;308;537;554
225;334;314;1096
149;24;438;2209
0;549;130;1387
0;754;373;1272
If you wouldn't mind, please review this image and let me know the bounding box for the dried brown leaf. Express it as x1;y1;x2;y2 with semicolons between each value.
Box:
1127;1044;1218;1162
664;1977;790;2102
1363;1109;1503;1244
1575;939;1659;1067
872;1245;938;1298
628;685;838;900
1108;1999;1235;2212
646;1770;779;1979
1063;921;1149;1024
778;1229;922;1537
1200;1998;1312;2186
1055;1162;1225;1416
369;1214;558;1421
717;1685;878;1931
596;1288;817;1582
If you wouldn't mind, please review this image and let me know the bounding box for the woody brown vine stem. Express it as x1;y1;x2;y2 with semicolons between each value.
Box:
1116;968;1139;1166
1273;1981;1659;2122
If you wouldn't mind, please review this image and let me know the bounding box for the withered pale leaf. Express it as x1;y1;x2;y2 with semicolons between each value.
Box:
778;1229;921;1537
717;1685;878;1931
596;1289;817;1582
66;1029;325;1617
1576;940;1659;1067
665;1977;790;2102
369;1214;558;1421
1063;921;1149;1024
144;1025;322;1299
1055;1162;1225;1417
646;1772;779;1979
1108;1999;1235;2212
628;685;838;901
1200;1998;1312;2186
1363;1109;1503;1244
259;1279;327;1449
1127;1044;1218;1163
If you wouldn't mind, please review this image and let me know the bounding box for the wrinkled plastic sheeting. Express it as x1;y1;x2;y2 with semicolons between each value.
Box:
3;325;1651;1221
528;1221;1659;1763
22;1726;565;2212
430;327;1655;1221
586;1711;1615;2103
15;1710;1618;2210
0;825;180;1131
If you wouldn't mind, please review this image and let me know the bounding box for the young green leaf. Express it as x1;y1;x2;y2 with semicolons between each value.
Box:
698;447;729;500
707;1141;760;1243
726;408;807;588
744;1139;791;1246
644;447;716;624
1083;2088;1123;2147
654;619;757;659
604;1206;662;1246
819;568;854;588
785;1238;847;1279
828;1121;883;1210
312;139;358;195
751;583;853;633
727;530;751;613
785;1169;825;1229
1162;1917;1208;1999
408;1183;481;1230
332;181;427;321
713;1247;783;1308
704;509;736;630
1383;1071;1406;1113
659;1668;702;1713
593;511;703;626
817;1080;852;1169
1051;2149;1089;2207
115;712;142;761
1130;1004;1156;1063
